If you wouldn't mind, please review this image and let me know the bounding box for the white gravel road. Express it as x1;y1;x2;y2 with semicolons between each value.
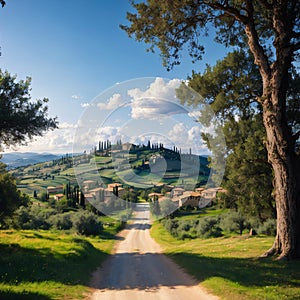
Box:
90;203;219;300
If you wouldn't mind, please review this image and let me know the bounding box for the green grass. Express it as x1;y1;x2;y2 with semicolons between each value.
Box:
151;221;300;300
94;157;112;164
0;229;118;299
173;207;229;220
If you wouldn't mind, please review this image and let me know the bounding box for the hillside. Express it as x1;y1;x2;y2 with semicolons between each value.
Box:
1;152;61;169
0;228;117;299
11;145;210;198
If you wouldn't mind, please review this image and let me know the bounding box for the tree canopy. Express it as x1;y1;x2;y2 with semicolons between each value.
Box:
180;50;275;220
122;1;299;70
0;70;58;151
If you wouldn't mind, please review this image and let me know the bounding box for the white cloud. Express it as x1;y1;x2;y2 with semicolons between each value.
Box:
168;123;188;145
128;77;181;99
96;126;121;142
9;122;78;154
128;78;186;120
166;123;209;155
80;103;91;108
97;93;123;110
187;126;202;142
71;94;82;100
59;122;77;129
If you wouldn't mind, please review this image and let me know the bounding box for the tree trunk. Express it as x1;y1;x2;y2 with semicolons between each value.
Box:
242;3;300;259
261;86;300;260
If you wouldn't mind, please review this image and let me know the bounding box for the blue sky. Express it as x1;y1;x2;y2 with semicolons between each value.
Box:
0;0;229;153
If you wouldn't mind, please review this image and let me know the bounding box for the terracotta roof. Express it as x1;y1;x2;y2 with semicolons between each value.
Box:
54;193;64;197
107;183;123;188
148;193;163;197
190;192;202;197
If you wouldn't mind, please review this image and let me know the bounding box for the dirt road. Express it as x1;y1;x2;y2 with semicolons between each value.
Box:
90;203;219;300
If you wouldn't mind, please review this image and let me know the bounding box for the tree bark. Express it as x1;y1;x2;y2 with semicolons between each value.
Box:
241;2;300;259
262;100;300;259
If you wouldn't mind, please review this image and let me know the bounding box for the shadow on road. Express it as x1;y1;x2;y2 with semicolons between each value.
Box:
126;223;151;230
90;252;196;291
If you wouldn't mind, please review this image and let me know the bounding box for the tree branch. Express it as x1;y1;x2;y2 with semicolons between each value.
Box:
243;15;271;84
205;1;248;23
204;1;271;85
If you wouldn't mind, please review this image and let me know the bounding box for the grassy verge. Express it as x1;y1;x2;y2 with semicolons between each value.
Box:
0;224;119;300
172;207;229;221
151;221;300;300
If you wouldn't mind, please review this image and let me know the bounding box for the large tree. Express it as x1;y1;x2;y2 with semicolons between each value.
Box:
122;1;300;259
0;70;58;150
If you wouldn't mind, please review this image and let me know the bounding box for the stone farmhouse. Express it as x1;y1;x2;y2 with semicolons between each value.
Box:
170;187;226;209
84;182;125;204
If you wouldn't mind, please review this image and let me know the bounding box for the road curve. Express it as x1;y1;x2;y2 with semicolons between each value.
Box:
90;203;219;300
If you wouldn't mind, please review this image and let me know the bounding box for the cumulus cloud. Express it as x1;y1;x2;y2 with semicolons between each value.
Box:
166;123;210;154
97;93;123;110
128;77;181;99
187;126;202;142
168;123;188;144
11;122;77;153
128;78;186;120
96;126;121;142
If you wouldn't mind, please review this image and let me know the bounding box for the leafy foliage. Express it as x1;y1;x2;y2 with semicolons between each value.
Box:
11;205;104;236
196;217;223;238
257;219;277;236
0;70;58;150
122;1;299;70
220;211;249;235
71;210;103;236
178;50;275;219
12;206;55;230
48;212;73;230
0;163;29;226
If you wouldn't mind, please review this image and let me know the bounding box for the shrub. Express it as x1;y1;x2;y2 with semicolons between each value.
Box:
177;220;192;232
71;210;103;236
162;218;179;236
220;211;250;235
12;206;31;229
178;232;193;240
12;205;53;230
48;212;73;230
257;218;277;236
196;217;223;238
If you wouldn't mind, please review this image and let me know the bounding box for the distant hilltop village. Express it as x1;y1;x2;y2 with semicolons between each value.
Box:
67;139;225;211
91;139;195;156
24;138;225;213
